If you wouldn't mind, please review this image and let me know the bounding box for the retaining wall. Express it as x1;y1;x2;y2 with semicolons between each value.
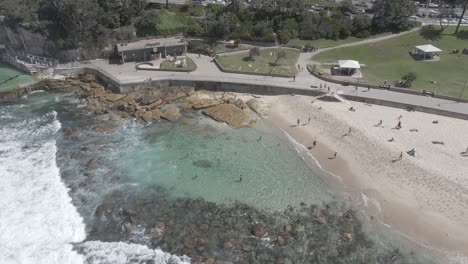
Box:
50;66;468;121
308;64;468;103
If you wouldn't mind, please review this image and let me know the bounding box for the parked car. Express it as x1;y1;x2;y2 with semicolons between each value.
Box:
409;15;419;20
428;3;438;8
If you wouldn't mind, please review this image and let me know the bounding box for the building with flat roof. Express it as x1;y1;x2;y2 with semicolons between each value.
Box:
113;37;187;64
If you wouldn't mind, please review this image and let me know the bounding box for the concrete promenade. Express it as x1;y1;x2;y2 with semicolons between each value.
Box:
57;28;468;118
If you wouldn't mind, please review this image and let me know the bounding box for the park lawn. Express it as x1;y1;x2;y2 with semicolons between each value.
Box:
160;58;197;72
313;27;468;98
287;32;392;49
216;48;300;77
213;43;251;54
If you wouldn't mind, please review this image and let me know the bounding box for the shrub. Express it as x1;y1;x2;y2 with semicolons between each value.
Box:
402;72;417;87
303;44;315;52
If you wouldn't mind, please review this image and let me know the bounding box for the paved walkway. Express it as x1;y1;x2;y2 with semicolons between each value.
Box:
60;28;468;117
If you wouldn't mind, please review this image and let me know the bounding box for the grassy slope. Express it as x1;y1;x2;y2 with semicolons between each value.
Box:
157;10;187;35
160;58;197;72
314;27;468;97
216;48;300;77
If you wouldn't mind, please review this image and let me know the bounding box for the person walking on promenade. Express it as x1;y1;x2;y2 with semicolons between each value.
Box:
398;151;403;160
297;118;300;126
293;75;296;82
308;117;311;125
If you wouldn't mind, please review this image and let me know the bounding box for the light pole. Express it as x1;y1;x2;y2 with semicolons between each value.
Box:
459;81;468;100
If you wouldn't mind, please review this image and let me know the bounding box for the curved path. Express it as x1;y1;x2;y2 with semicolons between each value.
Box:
58;27;468;118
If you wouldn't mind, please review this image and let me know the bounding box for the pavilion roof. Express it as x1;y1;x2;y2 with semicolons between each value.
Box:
338;60;360;69
414;44;442;53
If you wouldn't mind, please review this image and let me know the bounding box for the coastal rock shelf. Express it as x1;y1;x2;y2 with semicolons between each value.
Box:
26;74;264;129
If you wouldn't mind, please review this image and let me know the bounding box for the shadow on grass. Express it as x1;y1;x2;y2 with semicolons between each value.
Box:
455;30;468;40
419;25;443;41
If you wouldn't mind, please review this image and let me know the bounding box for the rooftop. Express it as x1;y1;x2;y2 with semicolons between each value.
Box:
116;37;187;53
338;60;360;69
414;44;442;53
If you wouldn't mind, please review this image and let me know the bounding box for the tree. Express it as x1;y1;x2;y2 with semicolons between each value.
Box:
135;9;160;37
371;0;416;33
352;15;371;37
455;0;468;34
438;8;454;31
339;0;355;14
214;12;240;38
249;47;261;61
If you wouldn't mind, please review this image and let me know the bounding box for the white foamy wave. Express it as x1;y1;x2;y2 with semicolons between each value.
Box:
77;241;191;264
280;128;343;183
0;111;86;264
449;254;468;264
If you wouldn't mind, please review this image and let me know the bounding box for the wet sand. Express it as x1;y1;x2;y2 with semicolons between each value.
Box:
249;94;468;257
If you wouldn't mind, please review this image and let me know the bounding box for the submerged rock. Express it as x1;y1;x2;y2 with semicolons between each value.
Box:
192;160;212;168
161;106;181;123
251;223;266;237
202;104;246;128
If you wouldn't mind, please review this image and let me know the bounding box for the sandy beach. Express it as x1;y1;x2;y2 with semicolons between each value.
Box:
246;93;468;257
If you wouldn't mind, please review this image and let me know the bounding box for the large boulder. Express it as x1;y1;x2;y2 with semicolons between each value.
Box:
202;104;246;128
138;95;161;106
246;99;266;116
141;109;163;123
186;96;221;109
160;86;193;103
105;93;126;102
251;223;266;237
161;106;181;122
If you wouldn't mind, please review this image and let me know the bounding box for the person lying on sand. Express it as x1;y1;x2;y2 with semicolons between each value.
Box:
328;152;337;159
407;148;416;157
388;138;394;142
375;120;383;127
348;107;356;112
409;129;419;132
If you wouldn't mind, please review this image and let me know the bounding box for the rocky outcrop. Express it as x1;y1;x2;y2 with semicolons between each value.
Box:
246;99;266;116
3;75;266;127
202;104;246;128
161;106;181;122
186;96;221;109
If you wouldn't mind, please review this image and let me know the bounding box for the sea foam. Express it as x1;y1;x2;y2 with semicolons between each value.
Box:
0;111;86;264
0;109;190;264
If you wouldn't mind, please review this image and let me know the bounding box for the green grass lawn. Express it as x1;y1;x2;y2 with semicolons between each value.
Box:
313;27;468;98
0;63;36;92
160;57;197;72
213;43;251;54
287;32;392;49
215;48;300;77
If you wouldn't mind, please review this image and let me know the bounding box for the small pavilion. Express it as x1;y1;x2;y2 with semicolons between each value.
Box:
337;60;361;76
412;44;442;60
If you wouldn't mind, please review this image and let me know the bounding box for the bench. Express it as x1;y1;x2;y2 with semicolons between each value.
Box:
422;89;436;97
